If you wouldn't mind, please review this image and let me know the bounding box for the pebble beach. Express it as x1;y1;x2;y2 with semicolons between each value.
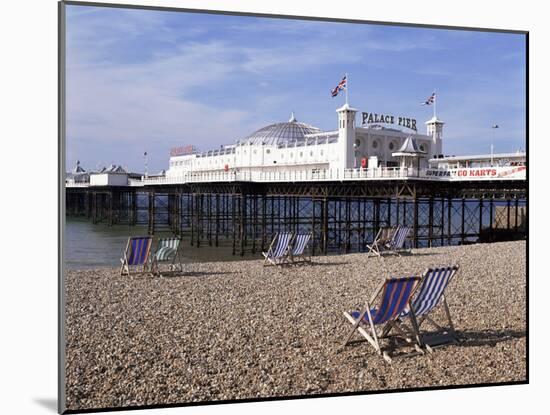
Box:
64;240;527;411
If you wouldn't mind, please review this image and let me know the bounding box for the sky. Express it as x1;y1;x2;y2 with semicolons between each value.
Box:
65;5;527;173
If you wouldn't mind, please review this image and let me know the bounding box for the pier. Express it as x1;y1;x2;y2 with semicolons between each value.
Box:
65;169;527;256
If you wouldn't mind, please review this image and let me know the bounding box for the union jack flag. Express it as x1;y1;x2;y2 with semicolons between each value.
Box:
422;92;436;105
331;75;347;97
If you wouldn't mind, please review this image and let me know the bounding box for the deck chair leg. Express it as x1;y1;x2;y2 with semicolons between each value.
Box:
175;251;183;272
120;261;129;276
263;236;277;266
442;295;456;337
343;307;369;347
424;315;445;332
342;302;380;351
365;308;381;354
367;242;380;257
407;306;425;351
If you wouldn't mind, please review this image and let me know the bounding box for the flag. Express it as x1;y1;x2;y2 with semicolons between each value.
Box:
144;151;147;156
492;124;499;129
331;75;347;97
422;92;436;106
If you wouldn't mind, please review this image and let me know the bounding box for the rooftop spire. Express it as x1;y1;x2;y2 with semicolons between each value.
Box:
289;111;297;122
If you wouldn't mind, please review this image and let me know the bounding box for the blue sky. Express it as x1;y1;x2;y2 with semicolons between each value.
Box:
66;5;526;173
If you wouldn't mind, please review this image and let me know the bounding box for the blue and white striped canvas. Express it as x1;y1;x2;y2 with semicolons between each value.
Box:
351;276;420;325
291;234;311;256
155;238;180;261
388;226;410;250
271;232;292;258
403;266;458;317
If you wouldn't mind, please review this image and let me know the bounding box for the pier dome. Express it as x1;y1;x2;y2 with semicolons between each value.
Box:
238;113;321;146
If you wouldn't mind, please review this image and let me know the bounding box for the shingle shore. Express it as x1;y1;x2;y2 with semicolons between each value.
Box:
65;241;526;410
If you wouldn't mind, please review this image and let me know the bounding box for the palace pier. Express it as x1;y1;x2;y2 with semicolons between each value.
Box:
66;174;527;256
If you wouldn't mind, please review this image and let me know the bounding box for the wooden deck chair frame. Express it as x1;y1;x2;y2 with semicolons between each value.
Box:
397;266;459;352
342;276;423;363
150;237;184;277
366;226;396;257
119;236;153;276
262;232;293;266
288;233;312;264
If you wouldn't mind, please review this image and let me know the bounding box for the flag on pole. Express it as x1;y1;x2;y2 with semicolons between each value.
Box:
422;92;436;106
331;75;347;97
492;124;499;129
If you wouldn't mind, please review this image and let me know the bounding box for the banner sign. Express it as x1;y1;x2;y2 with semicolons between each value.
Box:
424;166;526;180
361;112;417;131
170;145;197;157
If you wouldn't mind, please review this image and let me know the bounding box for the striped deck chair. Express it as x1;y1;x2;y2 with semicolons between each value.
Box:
399;265;460;351
288;233;312;264
343;276;422;363
366;226;396;257
387;226;411;255
119;236;153;276
262;232;293;266
150;237;183;276
370;225;411;257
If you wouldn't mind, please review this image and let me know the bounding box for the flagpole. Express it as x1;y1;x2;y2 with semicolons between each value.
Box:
491;125;498;166
434;89;437;118
346;73;349;105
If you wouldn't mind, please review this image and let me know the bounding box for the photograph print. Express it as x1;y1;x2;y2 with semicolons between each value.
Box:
61;1;527;413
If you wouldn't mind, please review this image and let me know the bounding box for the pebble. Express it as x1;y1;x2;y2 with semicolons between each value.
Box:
64;241;526;410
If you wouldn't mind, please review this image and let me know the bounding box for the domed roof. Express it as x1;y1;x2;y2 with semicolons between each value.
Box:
238;113;322;146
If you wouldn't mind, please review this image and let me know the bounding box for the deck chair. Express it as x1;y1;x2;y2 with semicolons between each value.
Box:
262;232;293;266
399;265;460;352
366;226;396;257
150;237;183;276
388;226;411;255
120;236;153;276
343;276;422;363
369;225;411;257
288;233;312;264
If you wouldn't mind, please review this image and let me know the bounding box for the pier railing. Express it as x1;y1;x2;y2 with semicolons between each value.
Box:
66;165;526;188
143;167;418;185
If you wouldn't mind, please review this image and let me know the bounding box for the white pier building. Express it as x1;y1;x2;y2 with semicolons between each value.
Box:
166;104;442;180
65;101;526;188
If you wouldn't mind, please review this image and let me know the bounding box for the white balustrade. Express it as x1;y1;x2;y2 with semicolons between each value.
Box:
65;165;524;188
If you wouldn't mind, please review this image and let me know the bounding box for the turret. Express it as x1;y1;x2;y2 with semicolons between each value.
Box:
336;103;358;172
425;116;444;158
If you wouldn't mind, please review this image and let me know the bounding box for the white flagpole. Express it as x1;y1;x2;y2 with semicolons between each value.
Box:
345;73;349;105
434;89;437;118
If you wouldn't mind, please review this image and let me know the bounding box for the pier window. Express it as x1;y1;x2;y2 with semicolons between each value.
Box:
372;141;378;149
389;142;395;150
266;149;271;154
